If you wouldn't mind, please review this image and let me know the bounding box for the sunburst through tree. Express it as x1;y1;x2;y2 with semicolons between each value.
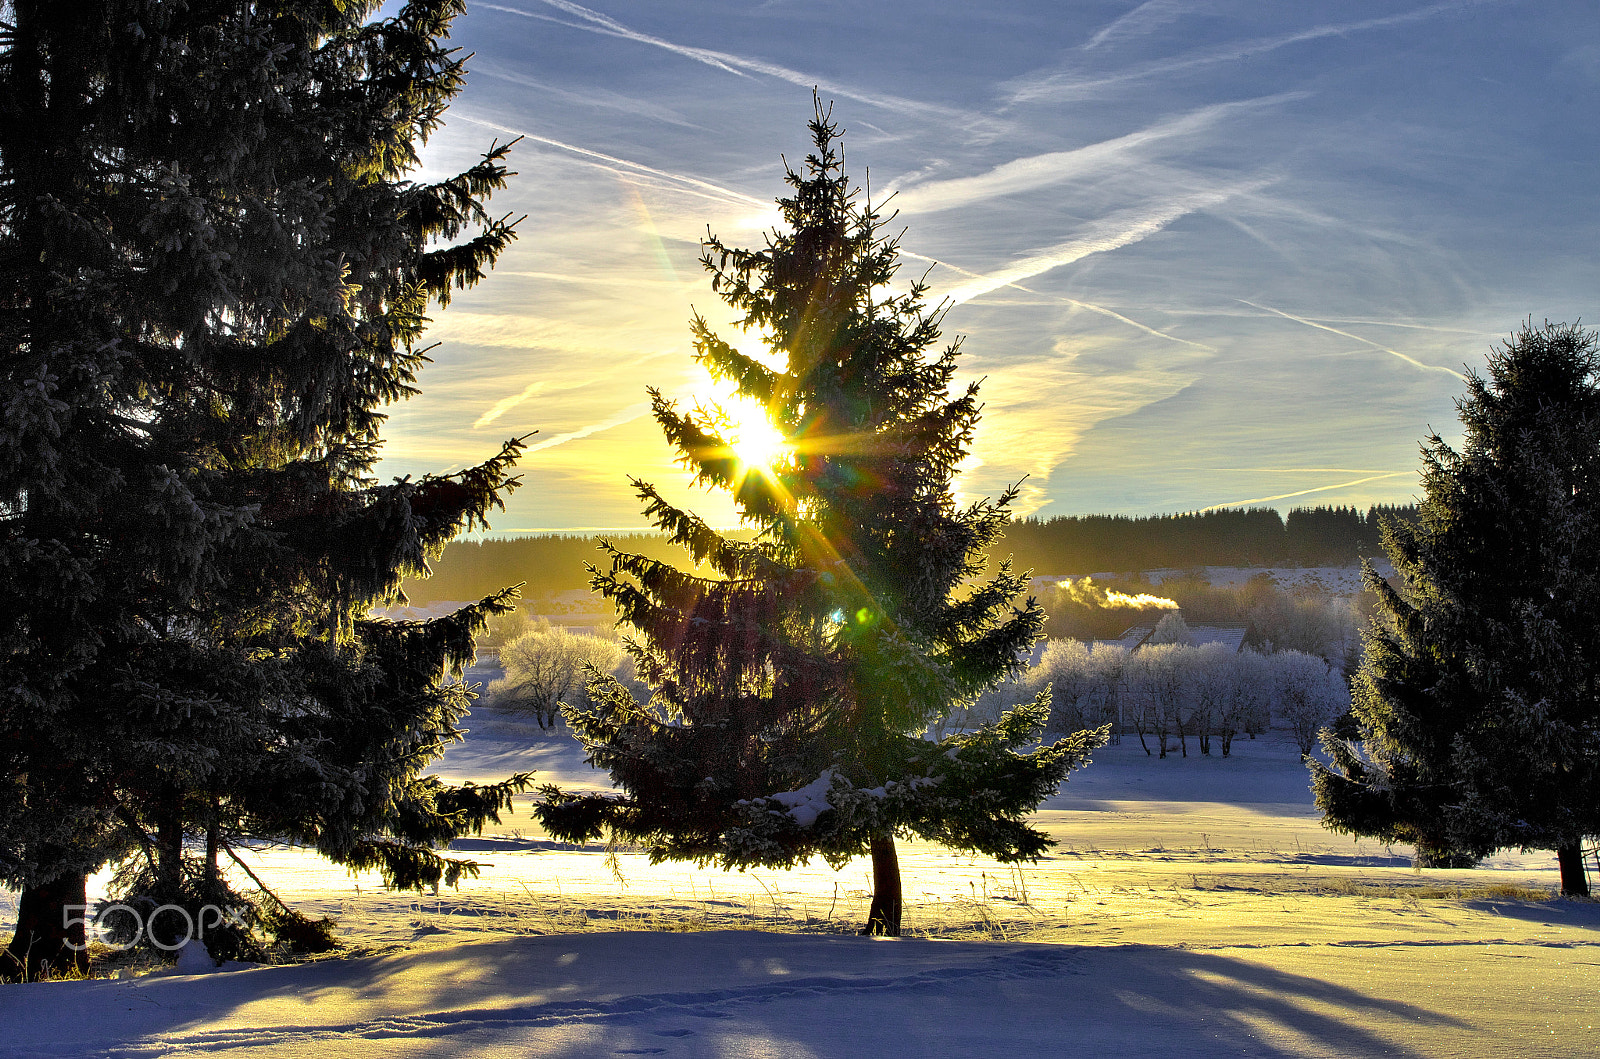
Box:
534;98;1105;936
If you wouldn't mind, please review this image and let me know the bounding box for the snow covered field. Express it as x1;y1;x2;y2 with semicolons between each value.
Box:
4;704;1596;1057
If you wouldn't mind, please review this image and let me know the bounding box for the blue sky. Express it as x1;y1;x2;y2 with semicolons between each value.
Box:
378;0;1600;532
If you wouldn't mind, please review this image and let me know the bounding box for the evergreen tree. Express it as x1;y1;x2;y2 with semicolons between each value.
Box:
534;99;1104;936
1312;322;1600;894
1;0;531;979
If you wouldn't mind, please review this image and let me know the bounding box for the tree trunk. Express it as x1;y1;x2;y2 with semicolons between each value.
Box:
1556;843;1590;897
859;832;902;936
156;785;183;900
204;794;222;894
2;871;89;982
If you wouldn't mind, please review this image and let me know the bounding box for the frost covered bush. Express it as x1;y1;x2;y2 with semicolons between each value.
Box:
491;622;624;729
1150;612;1194;645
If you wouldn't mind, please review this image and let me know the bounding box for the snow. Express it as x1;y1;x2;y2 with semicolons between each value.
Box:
170;940;215;975
3;701;1597;1057
767;770;838;828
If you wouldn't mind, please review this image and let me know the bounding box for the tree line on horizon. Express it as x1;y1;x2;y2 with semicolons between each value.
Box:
996;503;1417;575
402;504;1419;605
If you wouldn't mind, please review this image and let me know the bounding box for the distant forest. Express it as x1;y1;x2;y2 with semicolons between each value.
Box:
995;504;1417;577
401;505;1417;605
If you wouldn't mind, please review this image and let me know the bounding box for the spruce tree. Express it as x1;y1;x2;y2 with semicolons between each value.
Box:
2;0;531;979
535;99;1105;936
1312;322;1600;895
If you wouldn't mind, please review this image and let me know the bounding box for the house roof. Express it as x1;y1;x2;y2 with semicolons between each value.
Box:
1115;622;1250;653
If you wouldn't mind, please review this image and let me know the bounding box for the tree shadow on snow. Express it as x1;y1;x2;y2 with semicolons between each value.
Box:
1058;944;1474;1057
9;934;1485;1057
1458;895;1600;926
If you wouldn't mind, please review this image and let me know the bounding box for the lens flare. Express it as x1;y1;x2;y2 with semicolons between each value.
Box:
726;398;787;472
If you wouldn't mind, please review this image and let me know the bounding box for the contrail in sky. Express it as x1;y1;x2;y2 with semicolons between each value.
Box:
474;62;705;129
478;0;975;123
1241;301;1463;377
523;401;654;455
455;114;766;208
945;179;1272;305
475;381;544;429
1083;0;1190;51
905;248;1213;350
1050;297;1215;351
889;93;1302;215
1008;0;1505;102
478;0;749;76
1202;472;1412;511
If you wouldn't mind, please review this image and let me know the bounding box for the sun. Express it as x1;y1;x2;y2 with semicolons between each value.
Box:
724;396;788;473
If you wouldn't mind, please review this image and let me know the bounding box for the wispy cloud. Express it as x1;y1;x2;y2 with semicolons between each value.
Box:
969;338;1204;515
474;62;704;129
429;311;643;354
1008;0;1503;103
1240;301;1464;377
889;94;1301;215
945;178;1274;304
479;0;976;123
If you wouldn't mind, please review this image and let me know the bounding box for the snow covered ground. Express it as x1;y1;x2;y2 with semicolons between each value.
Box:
3;703;1597;1057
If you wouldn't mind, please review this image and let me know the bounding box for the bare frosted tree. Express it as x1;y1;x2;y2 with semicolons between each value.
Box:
1218;649;1272;756
1032;640;1100;734
962;668;1037;736
491;622;623;729
1189;643;1236;755
1249;593;1353;659
1274;650;1344;756
1128;644;1189;757
1089;643;1129;745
